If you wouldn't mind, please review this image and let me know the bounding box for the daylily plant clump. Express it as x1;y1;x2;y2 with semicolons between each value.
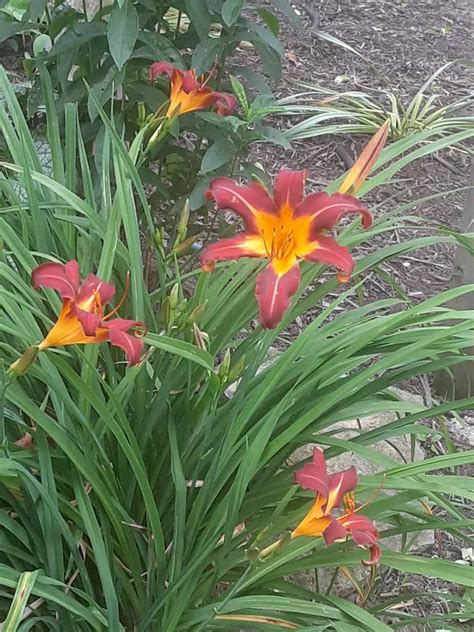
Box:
201;121;389;328
292;448;381;565
9;261;144;375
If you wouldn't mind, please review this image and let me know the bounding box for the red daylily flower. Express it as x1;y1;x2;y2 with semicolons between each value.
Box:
291;449;381;566
201;170;371;328
149;62;236;118
31;260;144;365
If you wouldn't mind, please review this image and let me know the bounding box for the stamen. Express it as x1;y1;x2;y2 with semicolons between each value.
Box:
201;64;216;88
343;492;356;514
92;290;103;315
103;272;130;320
261;228;272;258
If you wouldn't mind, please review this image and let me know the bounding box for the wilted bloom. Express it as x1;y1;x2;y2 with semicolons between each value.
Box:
201;170;372;328
149;62;236;119
291;449;381;566
10;260;145;373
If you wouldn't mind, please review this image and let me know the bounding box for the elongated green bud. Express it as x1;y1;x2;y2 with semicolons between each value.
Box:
177;200;190;243
8;346;39;378
169;283;180;310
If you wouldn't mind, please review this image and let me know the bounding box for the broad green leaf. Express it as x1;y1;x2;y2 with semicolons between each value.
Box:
186;0;210;39
271;0;302;27
107;0;139;70
201;138;234;173
256;125;292;148
257;8;280;36
222;0;244;26
49;22;106;55
192;37;223;75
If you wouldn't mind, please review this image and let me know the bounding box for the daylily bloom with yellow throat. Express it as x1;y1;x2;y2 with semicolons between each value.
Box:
201;170;371;328
149;62;236;119
291;449;381;566
201;122;389;328
9;260;144;375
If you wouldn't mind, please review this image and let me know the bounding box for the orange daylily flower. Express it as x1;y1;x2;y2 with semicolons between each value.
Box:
9;260;144;375
291;449;381;566
201;170;372;328
149;62;236;119
339;120;390;195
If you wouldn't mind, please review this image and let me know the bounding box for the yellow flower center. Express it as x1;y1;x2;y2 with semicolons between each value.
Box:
255;204;312;275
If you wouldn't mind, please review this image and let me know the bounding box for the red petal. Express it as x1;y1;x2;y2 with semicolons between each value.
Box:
150;61;176;81
341;513;378;535
295;448;329;497
77;274;115;306
273;170;306;209
75;308;101;336
32;260;80;299
295;192;372;234
351;529;379;546
363;544;382;566
103;320;144;366
208;177;277;234
201;234;265;265
326;466;358;513
180;69;200;92
303;235;355;278
255;262;301;329
102;318;140;331
323;518;347;545
213;92;237;115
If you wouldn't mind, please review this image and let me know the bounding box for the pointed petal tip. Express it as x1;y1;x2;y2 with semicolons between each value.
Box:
256;263;301;329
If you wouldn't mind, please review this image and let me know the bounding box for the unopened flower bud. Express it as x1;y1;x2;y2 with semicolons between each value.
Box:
169;283;180;310
186;301;207;326
218;348;231;381
193;323;208;351
177;200;190;242
173;235;198;257
137;102;146;127
228;354;246;384
153;228;163;249
8;346;39;378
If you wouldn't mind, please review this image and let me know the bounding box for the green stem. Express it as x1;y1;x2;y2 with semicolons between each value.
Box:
174;10;182;40
326;567;340;595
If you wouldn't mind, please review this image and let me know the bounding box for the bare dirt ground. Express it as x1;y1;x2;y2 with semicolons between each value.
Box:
243;1;473;629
